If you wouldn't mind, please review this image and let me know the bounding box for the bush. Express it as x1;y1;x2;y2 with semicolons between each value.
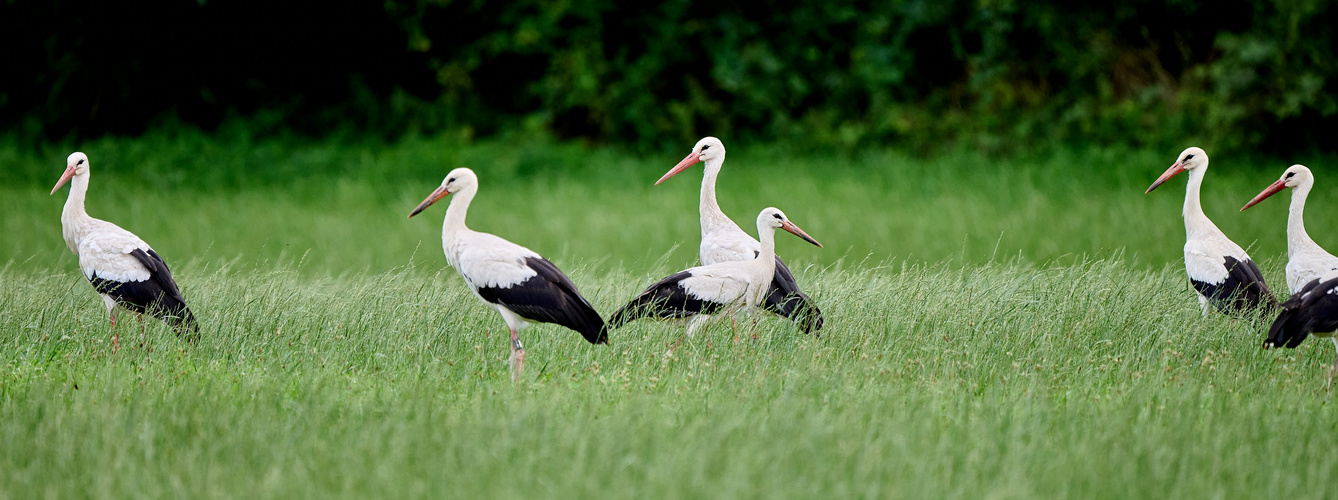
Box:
2;0;1335;153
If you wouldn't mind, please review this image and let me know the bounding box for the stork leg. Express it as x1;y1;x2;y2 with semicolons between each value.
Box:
687;315;710;338
510;328;525;384
1328;338;1338;392
666;335;683;356
101;296;120;353
110;310;119;354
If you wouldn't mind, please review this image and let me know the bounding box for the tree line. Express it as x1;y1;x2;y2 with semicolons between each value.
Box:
2;0;1333;153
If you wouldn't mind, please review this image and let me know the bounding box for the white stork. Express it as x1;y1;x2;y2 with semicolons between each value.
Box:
1145;147;1276;314
51;152;198;352
656;137;824;334
609;207;822;337
407;167;607;383
1265;271;1338;389
1241;165;1338;388
1240;165;1338;294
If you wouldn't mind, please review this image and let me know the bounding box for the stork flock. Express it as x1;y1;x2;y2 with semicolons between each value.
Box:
1149;147;1338;387
48;142;1338;386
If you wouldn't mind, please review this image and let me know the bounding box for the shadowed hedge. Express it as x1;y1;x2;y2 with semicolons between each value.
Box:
3;0;1334;153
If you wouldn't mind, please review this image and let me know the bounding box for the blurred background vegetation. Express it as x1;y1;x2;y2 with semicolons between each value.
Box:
2;0;1334;154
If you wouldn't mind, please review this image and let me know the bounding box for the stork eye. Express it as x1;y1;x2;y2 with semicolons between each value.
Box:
701;145;711;151
772;213;783;220
1183;154;1195;161
77;159;85;165
1286;172;1296;179
447;177;456;183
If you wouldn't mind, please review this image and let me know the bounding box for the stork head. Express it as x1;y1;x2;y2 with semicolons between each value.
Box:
758;207;823;248
1242;164;1313;211
51;152;90;195
1146;147;1208;194
408;167;477;218
656;136;726;185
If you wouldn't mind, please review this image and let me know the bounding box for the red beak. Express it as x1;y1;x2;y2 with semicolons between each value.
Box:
1145;162;1186;194
1241;179;1288;211
655;152;702;185
408;185;451;218
50;164;77;195
781;220;823;248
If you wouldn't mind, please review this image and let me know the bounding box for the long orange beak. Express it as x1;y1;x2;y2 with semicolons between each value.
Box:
1241;179;1288;211
655;152;702;185
1145;162;1186;194
781;221;823;248
407;185;450;218
50;164;77;195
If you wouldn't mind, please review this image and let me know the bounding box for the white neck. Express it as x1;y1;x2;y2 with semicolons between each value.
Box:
699;156;736;237
441;184;476;240
1287;181;1323;260
60;172;95;253
756;222;776;265
1181;167;1217;238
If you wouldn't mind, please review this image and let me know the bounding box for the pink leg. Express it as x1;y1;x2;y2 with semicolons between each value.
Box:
109;309;119;353
510;328;525;383
1328;339;1338;392
1327;360;1336;393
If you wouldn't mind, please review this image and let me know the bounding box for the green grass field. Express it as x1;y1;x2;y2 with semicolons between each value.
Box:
3;132;1338;497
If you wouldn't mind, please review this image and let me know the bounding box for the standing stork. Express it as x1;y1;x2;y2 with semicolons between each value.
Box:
656;137;824;334
1145;147;1276;314
1240;165;1338;294
51;152;198;352
408;167;607;383
609;207;822;337
1264;272;1338;389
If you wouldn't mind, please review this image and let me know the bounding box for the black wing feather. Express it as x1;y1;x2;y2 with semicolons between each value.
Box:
608;270;727;328
1267;277;1338;349
761;256;824;334
91;248;197;334
1190;256;1277;314
474;257;607;344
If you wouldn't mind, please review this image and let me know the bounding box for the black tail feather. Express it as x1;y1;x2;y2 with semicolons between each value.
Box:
764;257;824;334
608;271;725;329
1266;306;1307;349
151;296;200;339
1264;277;1338;349
567;299;609;344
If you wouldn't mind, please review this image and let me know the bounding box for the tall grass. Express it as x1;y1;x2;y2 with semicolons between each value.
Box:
1;259;1335;498
3;132;1338;497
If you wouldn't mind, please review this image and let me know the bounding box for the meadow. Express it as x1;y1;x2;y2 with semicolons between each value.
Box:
2;131;1338;497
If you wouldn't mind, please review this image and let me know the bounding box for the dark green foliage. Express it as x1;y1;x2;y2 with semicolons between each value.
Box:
389;0;1337;153
3;0;1335;152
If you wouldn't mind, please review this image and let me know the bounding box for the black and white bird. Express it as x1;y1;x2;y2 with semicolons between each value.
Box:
609;207;822;337
408;167;607;383
1240;165;1338;294
1146;147;1276;314
656;137;824;334
1264;272;1338;389
51;152;198;352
